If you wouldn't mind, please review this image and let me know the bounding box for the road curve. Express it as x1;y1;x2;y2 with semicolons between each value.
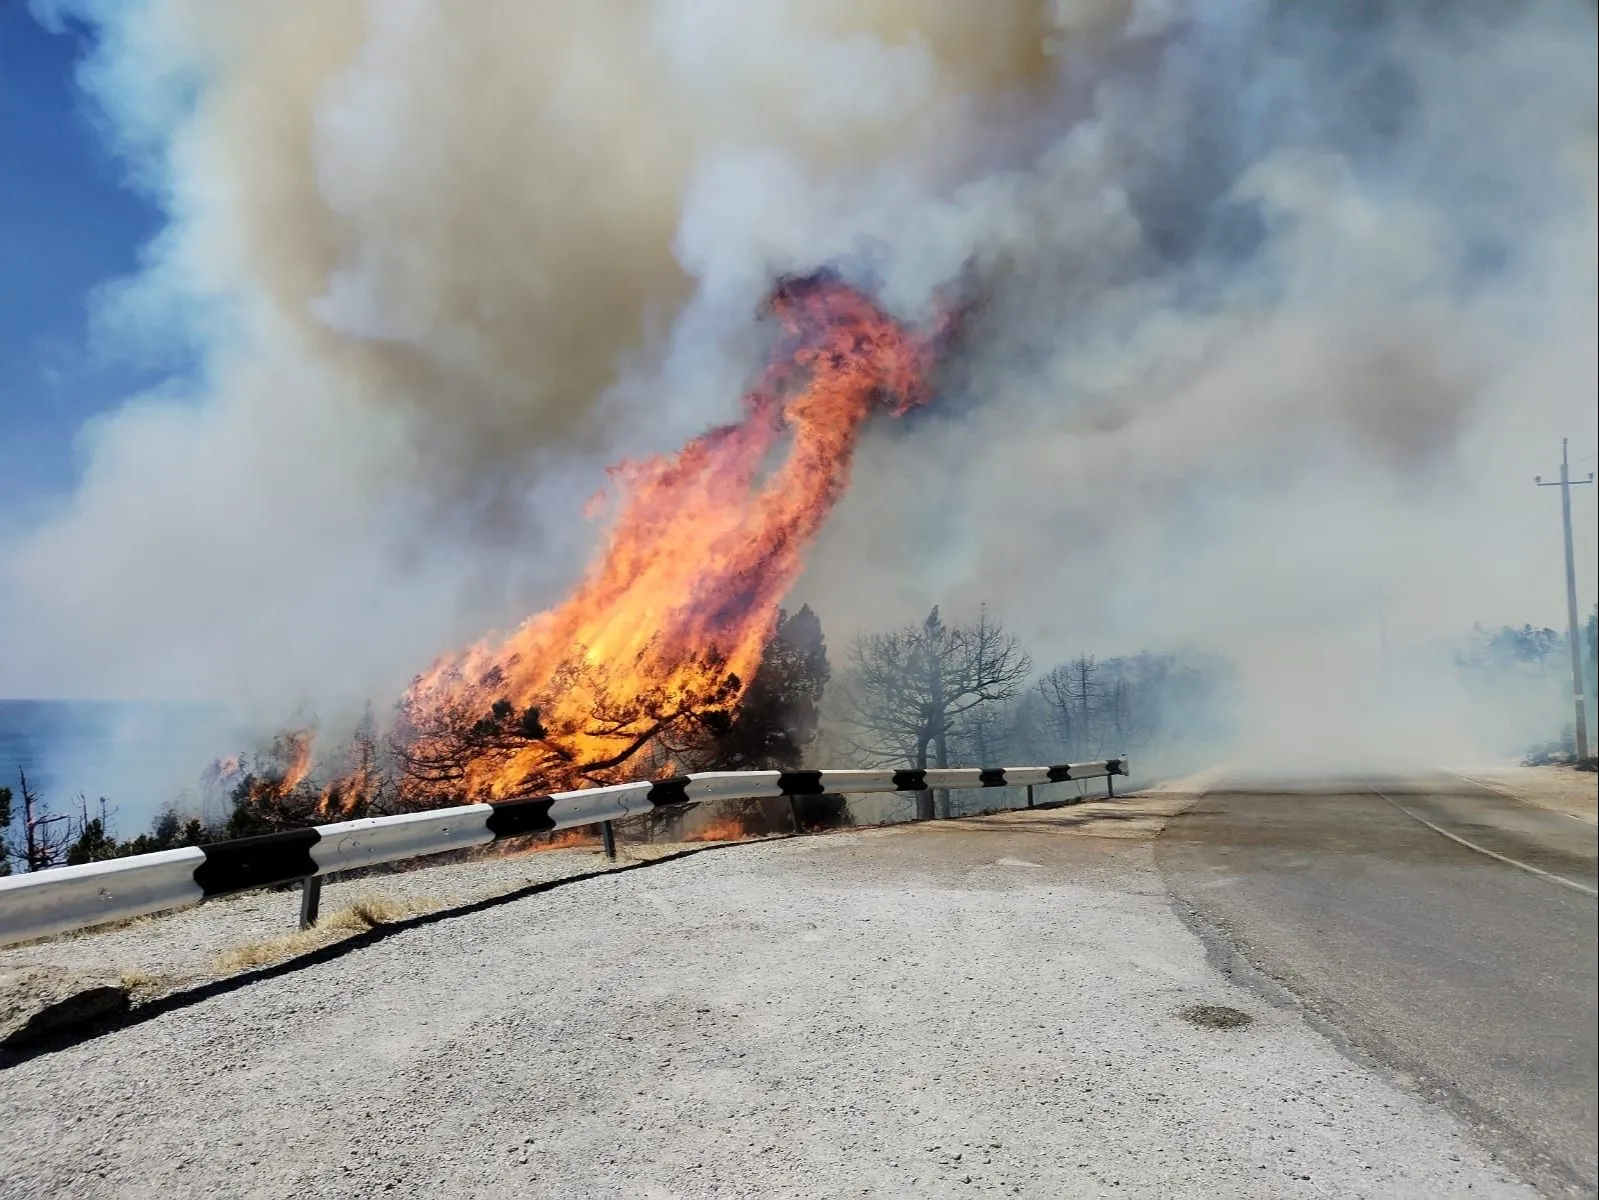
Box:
1157;774;1599;1198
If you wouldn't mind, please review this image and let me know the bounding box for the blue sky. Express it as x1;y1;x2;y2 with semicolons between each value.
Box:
0;5;163;517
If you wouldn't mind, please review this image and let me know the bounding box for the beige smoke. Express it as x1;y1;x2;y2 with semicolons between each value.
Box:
104;0;1071;482
4;0;1101;710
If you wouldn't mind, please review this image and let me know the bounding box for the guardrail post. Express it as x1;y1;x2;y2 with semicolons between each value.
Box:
299;876;322;930
1026;784;1035;809
1106;772;1115;798
915;789;934;821
601;820;617;860
788;796;804;835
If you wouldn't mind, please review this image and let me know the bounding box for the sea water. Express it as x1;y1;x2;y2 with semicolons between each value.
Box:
0;700;236;837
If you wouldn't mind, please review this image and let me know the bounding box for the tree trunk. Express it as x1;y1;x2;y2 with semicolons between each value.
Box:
21;774;38;873
1078;659;1092;760
914;737;934;822
929;637;950;820
933;728;951;820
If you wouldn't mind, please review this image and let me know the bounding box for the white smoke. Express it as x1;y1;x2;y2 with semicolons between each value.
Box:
3;0;1595;804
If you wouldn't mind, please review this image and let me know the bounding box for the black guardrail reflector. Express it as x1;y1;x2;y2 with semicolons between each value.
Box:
777;770;825;795
1046;764;1074;782
978;768;1006;787
891;769;927;791
646;776;692;807
193;828;320;897
486;795;556;838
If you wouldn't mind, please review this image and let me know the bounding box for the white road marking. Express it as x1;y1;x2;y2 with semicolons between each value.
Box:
1367;784;1598;898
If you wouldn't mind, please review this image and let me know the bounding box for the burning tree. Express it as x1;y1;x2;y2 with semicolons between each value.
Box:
221;712;390;835
221;731;322;837
667;605;830;774
669;604;846;834
392;271;966;804
838;606;1032;819
190;271;966;826
391;664;745;805
393;605;842;830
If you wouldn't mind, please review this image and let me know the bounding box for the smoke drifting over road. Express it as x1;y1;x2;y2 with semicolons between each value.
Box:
3;1;1595;779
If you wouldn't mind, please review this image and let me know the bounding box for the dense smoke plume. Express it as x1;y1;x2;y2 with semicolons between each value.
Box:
2;0;1596;798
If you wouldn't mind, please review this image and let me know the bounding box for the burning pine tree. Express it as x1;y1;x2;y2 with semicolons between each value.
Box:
394;271;965;803
221;709;388;834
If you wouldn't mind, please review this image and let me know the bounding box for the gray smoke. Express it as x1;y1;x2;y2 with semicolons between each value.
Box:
796;1;1599;771
2;0;1595;804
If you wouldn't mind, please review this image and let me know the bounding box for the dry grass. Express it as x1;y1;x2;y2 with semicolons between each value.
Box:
117;969;168;1001
210;894;442;976
4;907;179;953
325;896;422;930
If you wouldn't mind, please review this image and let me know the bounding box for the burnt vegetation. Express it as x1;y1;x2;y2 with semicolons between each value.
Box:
8;601;1593;871
1457;606;1599;767
0;767;218;876
0;601;1227;866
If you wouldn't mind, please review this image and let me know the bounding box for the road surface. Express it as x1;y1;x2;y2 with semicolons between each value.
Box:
1157;773;1599;1198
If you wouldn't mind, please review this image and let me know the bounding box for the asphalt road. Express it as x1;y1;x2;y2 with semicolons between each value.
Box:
1157;773;1599;1198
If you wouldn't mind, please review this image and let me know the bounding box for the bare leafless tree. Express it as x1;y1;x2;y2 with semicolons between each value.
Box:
838;606;1032;818
950;691;1038;773
4;768;80;873
1038;656;1111;762
1037;652;1209;764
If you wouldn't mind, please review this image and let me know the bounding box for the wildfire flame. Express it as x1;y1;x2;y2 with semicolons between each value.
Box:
535;828;603;852
684;815;752;843
401;271;965;801
312;760;378;820
218;730;311;816
276;732;313;792
208;726;383;824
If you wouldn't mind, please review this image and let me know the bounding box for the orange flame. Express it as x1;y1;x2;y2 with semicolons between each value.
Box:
402;272;962;801
200;754;244;797
312;766;375;820
276;731;313;792
684;815;752;843
473;826;605;859
539;828;603;851
310;727;383;820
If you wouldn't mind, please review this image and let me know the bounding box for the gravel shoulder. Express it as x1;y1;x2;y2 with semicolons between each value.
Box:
0;838;746;987
0;798;1536;1199
1445;764;1598;825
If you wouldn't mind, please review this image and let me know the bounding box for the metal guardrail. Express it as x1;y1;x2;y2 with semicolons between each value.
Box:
0;759;1125;948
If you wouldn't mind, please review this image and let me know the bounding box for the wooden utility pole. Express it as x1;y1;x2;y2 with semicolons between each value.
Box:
1536;438;1595;760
